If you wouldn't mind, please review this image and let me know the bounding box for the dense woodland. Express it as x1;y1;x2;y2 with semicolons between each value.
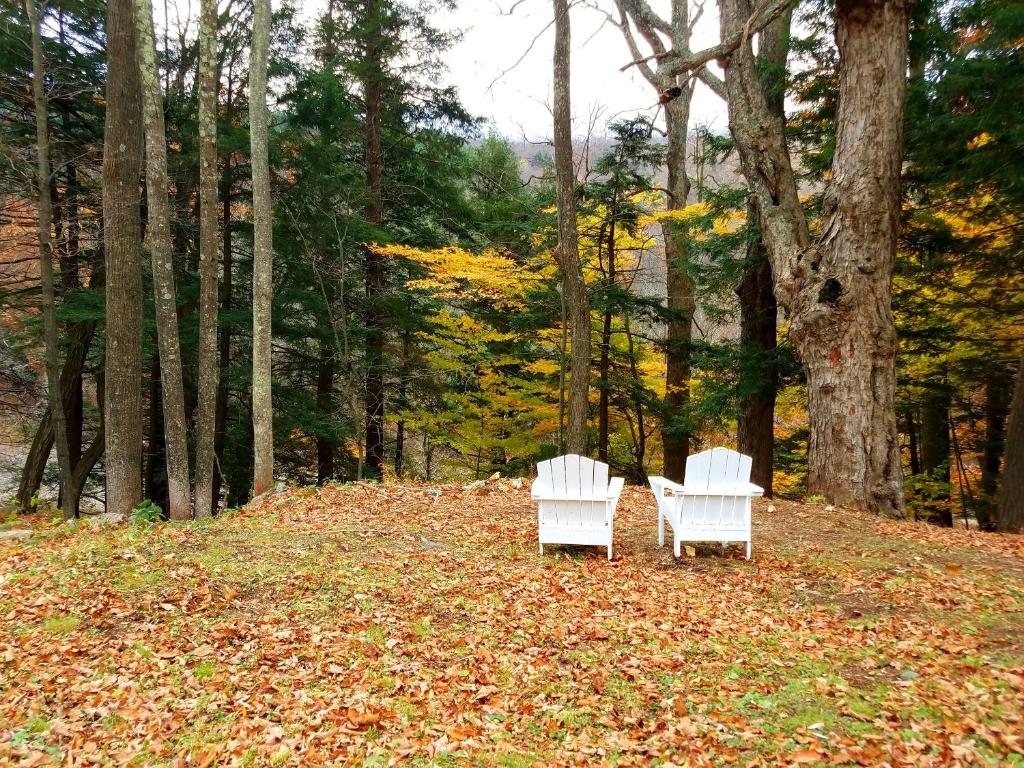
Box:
0;0;1021;529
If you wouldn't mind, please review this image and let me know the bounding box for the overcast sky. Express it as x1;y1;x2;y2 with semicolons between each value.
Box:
433;1;730;140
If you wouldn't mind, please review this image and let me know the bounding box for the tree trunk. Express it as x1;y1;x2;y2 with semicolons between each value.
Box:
25;0;74;520
16;296;101;515
144;351;168;512
552;0;590;456
719;0;908;517
736;232;777;496
598;221;615;464
660;96;695;483
919;382;952;526
136;0;192;519
613;0;697;482
394;332;409;478
977;371;1009;531
997;356;1024;533
735;7;789;496
905;409;920;476
103;0;145;519
362;0;386;479
316;337;336;484
194;0;220;518
250;0;274;497
213;82;235;512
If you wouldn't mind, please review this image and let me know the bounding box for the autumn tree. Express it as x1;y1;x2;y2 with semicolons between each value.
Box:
135;0;191;519
552;0;590;455
250;0;274;496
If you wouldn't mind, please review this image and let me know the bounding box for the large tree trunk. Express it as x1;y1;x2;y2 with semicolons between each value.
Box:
194;0;220;518
250;0;274;496
552;0;590;456
997;356;1024;533
103;0;145;519
719;0;908;517
362;0;386;478
25;0;74;520
136;0;192;519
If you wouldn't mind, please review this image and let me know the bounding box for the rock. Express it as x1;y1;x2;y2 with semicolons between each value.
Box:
85;512;128;526
899;669;918;681
684;545;696;557
487;471;501;482
462;479;486;490
420;538;445;551
766;504;776;514
510;477;524;489
0;529;33;541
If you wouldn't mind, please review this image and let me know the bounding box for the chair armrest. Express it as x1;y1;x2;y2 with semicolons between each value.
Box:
606;476;624;502
531;477;545;498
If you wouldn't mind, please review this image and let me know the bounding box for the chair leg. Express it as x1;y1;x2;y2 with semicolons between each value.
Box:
539;542;544;556
607;542;612;561
658;513;664;547
746;541;751;560
674;538;681;559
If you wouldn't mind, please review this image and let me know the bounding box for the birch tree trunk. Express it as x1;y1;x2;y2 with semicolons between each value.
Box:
552;0;590;456
250;0;274;496
719;0;908;516
194;0;220;517
25;0;75;519
103;0;144;519
135;0;192;519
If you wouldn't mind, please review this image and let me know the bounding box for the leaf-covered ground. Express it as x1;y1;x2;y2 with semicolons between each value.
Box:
2;482;1023;767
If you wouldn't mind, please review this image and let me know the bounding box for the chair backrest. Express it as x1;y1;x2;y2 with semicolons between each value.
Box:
536;454;609;497
684;447;752;491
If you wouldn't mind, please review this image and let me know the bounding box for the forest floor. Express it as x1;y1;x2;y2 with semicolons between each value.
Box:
1;481;1023;767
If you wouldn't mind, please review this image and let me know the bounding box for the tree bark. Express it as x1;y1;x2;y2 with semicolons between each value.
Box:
719;0;908;516
194;0;220;518
250;0;274;496
997;356;1024;533
362;0;386;478
136;0;192;519
552;0;590;456
25;0;74;520
103;0;145;519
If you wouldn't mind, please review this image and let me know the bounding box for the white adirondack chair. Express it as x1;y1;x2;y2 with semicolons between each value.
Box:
532;454;624;560
648;447;763;559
